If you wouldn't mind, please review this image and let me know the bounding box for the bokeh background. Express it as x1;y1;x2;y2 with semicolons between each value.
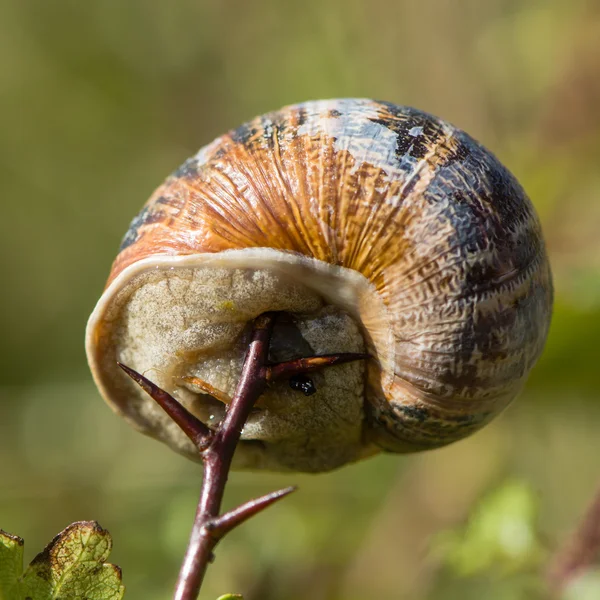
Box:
2;1;600;598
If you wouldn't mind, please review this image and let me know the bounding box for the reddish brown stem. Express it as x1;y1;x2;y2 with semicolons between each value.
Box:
117;363;213;449
205;486;297;540
547;483;600;594
266;352;370;381
120;312;368;600
174;313;276;599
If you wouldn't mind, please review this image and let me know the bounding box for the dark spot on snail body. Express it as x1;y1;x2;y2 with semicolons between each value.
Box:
230;122;261;146
397;404;429;423
118;204;167;251
247;116;280;152
293;105;309;128
173;158;199;178
380;402;488;451
289;374;317;396
119;206;152;251
119;228;139;252
369;102;446;163
155;194;186;210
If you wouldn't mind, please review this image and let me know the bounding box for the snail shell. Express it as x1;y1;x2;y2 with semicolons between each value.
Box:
86;98;552;472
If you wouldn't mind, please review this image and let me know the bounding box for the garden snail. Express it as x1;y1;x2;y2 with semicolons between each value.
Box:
86;98;553;472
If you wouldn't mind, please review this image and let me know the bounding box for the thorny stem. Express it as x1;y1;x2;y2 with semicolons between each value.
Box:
266;352;370;382
118;363;212;449
547;483;600;595
118;312;369;600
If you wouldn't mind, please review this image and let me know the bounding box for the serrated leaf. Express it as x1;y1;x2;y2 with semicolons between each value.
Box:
0;521;124;600
0;530;25;600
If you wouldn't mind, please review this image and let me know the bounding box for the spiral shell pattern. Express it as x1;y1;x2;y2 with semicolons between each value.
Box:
89;99;552;464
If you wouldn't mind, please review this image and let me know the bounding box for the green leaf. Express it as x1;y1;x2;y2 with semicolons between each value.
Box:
0;530;24;600
431;480;543;577
216;595;243;599
0;521;124;600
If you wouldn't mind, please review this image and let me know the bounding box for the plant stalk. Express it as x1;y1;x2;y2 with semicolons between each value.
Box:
119;312;369;600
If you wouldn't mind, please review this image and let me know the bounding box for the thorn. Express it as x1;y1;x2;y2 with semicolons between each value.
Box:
204;486;297;540
179;376;233;404
117;362;212;451
266;353;370;381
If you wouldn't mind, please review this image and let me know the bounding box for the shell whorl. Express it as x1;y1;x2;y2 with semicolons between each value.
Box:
89;98;552;466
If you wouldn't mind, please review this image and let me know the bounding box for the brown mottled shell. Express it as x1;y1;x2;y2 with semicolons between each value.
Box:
86;99;552;472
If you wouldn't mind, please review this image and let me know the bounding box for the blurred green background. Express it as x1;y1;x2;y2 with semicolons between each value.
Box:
2;1;600;598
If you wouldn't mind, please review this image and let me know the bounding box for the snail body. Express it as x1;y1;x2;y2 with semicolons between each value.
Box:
86;99;552;472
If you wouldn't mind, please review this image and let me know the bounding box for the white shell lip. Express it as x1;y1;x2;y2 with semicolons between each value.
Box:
86;246;395;427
